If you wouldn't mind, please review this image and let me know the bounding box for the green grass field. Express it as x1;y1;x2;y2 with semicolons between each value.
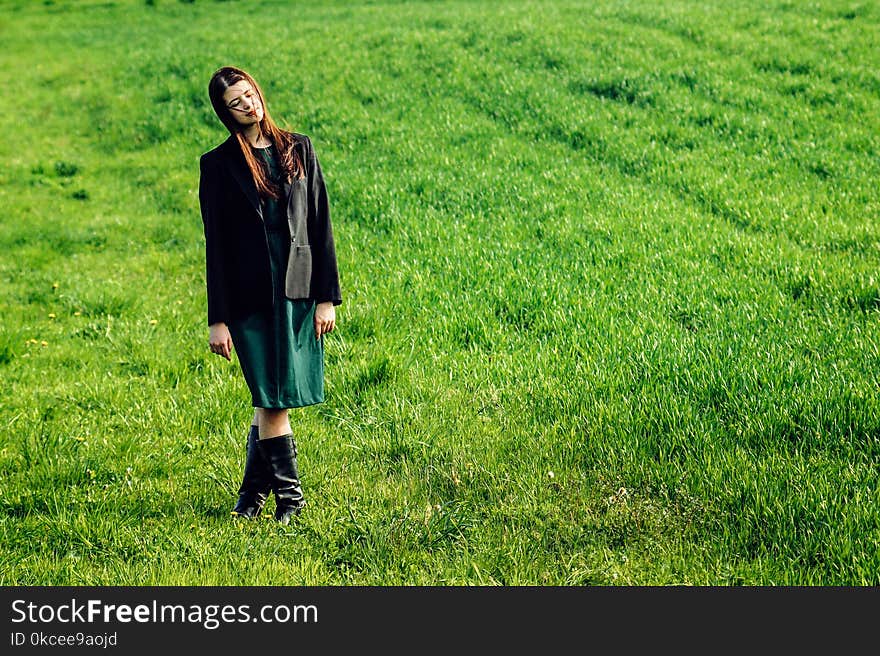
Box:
1;0;878;585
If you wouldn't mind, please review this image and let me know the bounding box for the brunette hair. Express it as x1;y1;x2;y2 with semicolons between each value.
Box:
208;66;305;199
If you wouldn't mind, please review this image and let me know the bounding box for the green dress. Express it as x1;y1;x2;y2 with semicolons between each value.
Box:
227;145;324;409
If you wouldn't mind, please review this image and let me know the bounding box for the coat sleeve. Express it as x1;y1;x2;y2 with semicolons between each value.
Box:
306;136;343;306
199;153;232;326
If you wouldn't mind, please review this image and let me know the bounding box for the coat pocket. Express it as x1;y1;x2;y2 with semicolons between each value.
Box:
285;244;313;300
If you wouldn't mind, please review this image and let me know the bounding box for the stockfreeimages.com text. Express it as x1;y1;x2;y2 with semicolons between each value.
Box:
10;599;317;630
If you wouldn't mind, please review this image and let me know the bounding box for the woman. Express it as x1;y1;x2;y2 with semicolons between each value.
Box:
199;66;342;524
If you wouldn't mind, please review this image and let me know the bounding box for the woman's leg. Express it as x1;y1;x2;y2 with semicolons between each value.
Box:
230;409;272;518
255;408;305;524
256;408;291;439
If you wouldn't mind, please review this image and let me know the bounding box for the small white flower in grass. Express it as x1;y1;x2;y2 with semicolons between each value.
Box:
548;470;555;479
149;319;158;325
48;313;56;319
74;311;81;316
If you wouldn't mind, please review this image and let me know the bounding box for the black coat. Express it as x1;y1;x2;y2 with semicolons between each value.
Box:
198;132;342;326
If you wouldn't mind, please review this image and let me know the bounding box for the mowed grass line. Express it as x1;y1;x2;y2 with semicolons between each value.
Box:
0;0;877;584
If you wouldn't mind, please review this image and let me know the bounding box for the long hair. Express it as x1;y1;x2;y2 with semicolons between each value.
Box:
208;66;305;199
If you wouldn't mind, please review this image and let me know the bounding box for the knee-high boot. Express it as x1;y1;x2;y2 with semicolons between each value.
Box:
231;425;273;518
256;433;305;524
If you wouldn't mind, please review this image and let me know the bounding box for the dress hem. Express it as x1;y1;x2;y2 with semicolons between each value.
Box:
251;397;324;410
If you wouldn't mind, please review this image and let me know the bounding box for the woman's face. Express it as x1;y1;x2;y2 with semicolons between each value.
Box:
222;80;264;127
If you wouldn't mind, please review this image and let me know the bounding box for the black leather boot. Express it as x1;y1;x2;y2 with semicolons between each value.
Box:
257;433;305;525
231;425;273;518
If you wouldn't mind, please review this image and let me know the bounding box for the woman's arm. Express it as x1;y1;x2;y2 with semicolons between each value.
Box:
199;155;229;325
306;136;342;307
199;153;232;326
201;155;234;358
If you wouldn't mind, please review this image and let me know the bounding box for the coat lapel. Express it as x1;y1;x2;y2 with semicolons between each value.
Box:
282;135;307;207
220;136;263;220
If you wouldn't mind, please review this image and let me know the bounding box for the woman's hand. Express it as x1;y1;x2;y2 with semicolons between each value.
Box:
314;302;336;340
209;322;233;360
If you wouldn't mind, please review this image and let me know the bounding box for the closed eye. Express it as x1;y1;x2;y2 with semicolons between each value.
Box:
227;90;257;108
